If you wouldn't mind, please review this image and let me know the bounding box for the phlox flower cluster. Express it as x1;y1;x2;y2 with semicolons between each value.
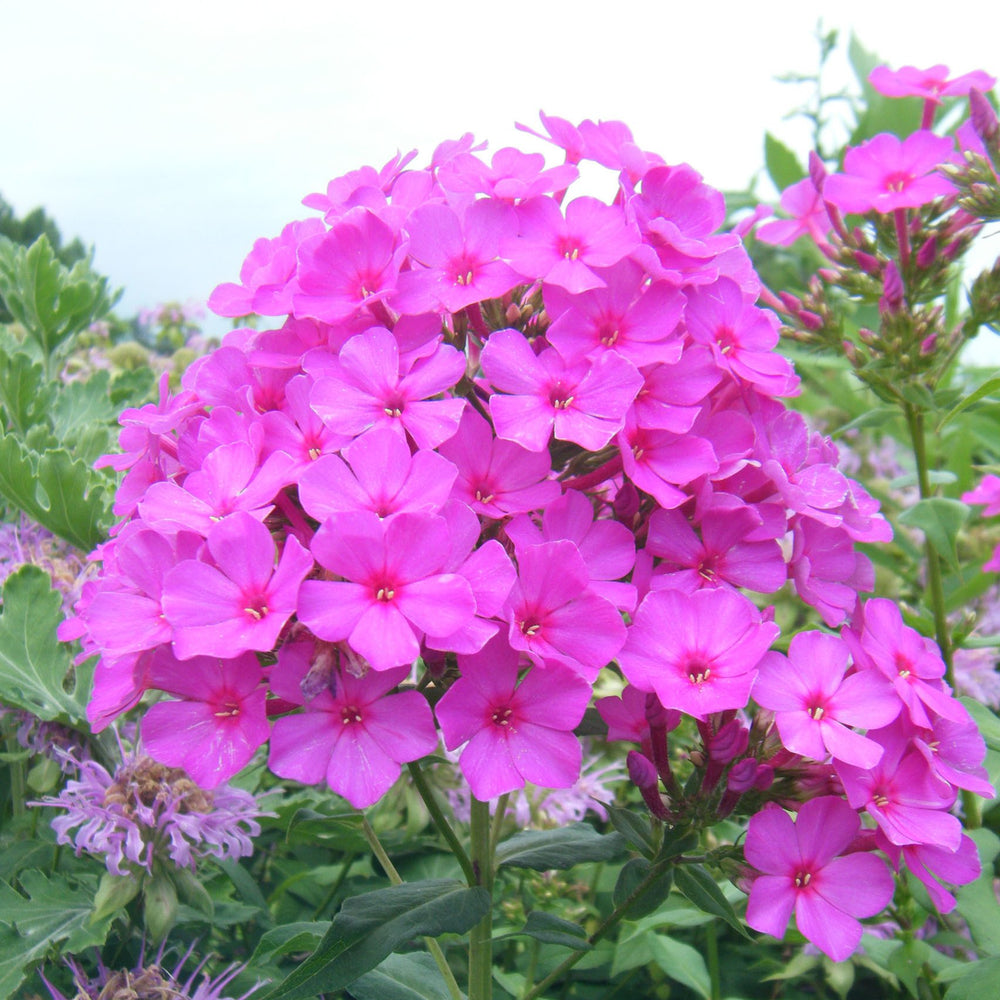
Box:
62;105;992;959
37;749;264;875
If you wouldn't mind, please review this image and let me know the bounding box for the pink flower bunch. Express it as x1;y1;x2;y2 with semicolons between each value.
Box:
62;113;988;957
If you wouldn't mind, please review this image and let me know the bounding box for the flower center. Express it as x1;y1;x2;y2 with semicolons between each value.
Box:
687;660;711;684
793;870;813;888
491;706;514;727
807;705;825;720
341;704;363;725
885;171;913;193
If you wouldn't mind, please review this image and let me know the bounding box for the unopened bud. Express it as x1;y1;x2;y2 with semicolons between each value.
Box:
879;261;905;314
726;757;759;794
505;303;521;325
301;646;338;700
970;88;1000;146
853;251;881;275
779;291;801;312
808;150;828;193
798;309;823;331
858;327;877;345
842;340;859;365
707;719;750;764
920;333;938;355
613;480;640;521
818;268;839;283
915;237;937;269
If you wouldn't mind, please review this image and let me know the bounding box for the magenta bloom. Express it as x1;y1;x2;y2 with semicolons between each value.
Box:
268;644;438;808
619;588;778;718
298;511;476;670
481;328;642;452
435;637;591;800
141;650;269;787
869;64;996;103
745;797;894;961
823;132;956;214
755;178;832;247
753;632;900;768
162;512;312;660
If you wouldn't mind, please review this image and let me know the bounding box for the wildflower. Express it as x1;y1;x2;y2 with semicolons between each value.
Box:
37;750;263;875
744;797;894;961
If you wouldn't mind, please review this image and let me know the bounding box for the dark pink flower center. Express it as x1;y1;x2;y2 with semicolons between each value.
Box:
793;869;813;888
687;659;711;684
341;704;363;725
548;382;575;410
243;594;269;621
490;705;514;727
884;171;913;193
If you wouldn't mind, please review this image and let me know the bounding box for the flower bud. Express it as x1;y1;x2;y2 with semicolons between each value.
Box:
613;480;640;522
915;236;937;269
879;261;905;315
970;88;1000;146
853;251;881;275
808;151;828;193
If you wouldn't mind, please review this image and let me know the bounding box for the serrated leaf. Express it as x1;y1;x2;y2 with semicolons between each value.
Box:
0;565;89;723
0;351;52;436
648;933;711;998
0;870;111;954
519;910;591;950
49;370;117;442
349;953;464;1000
898;498;970;570
495;824;626;871
254;879;489;1000
764;133;806;193
0;432;110;548
673;865;750;939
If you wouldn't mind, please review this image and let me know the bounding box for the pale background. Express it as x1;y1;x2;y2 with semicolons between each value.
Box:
5;0;1000;351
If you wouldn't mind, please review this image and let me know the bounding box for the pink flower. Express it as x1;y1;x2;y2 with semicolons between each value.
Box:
141;649;269;787
435;637;591;800
755;178;832;248
297;511;476;670
268;644;437;808
753;632;900;768
745;797;894;961
162;512;312;660
869;64;996;103
619;588;778;718
823;132;956;215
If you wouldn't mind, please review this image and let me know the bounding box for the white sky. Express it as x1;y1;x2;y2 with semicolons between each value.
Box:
5;1;1000;335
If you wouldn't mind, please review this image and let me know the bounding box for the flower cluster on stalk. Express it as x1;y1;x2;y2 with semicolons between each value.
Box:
62;92;996;961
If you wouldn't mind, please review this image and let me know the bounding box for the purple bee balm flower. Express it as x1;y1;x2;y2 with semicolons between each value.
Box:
823;131;956;215
435;636;591;800
744;797;895;961
37;749;263;875
162;511;313;660
619;588;778;719
140;649;270;787
298;510;477;671
504;539;627;681
481;328;643;453
436;407;560;519
752;632;900;768
268;643;437;808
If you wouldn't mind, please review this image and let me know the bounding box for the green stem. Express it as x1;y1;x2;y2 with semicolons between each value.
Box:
361;818;464;1000
706;921;720;1000
519;940;540;1000
522;858;674;1000
407;762;476;884
904;405;981;829
5;737;25;818
469;797;494;1000
311;851;355;919
490;793;510;859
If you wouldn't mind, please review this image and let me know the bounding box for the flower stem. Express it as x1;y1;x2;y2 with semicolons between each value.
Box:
361;817;464;1000
521;858;674;1000
468;797;494;1000
407;761;477;884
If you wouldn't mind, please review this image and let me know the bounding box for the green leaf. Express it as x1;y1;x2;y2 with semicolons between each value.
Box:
519;910;591;950
253;879;489;1000
887;939;932;998
349;953;464;1000
612;858;674;920
0;351;52;436
938;375;1000;430
607;805;654;857
0;432;110;548
216;856;273;924
49;370;117;444
648;933;711;998
250;921;330;965
960;698;1000;756
673;865;750;939
897;498;970;570
943;956;1000;998
764;133;806;193
0;565;89;723
955;830;1000;956
495;823;626;871
0;869;111;956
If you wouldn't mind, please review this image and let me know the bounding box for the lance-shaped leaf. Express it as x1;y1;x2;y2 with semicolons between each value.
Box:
673;864;750;939
495;823;626;871
0;565;91;723
349;953;465;1000
254;879;489;1000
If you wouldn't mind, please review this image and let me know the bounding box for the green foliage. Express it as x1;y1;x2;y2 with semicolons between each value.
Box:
0;235;120;372
349;953;465;1000
255;880;490;1000
0;870;113;1000
764;132;806;192
0;565;90;724
494;824;626;872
